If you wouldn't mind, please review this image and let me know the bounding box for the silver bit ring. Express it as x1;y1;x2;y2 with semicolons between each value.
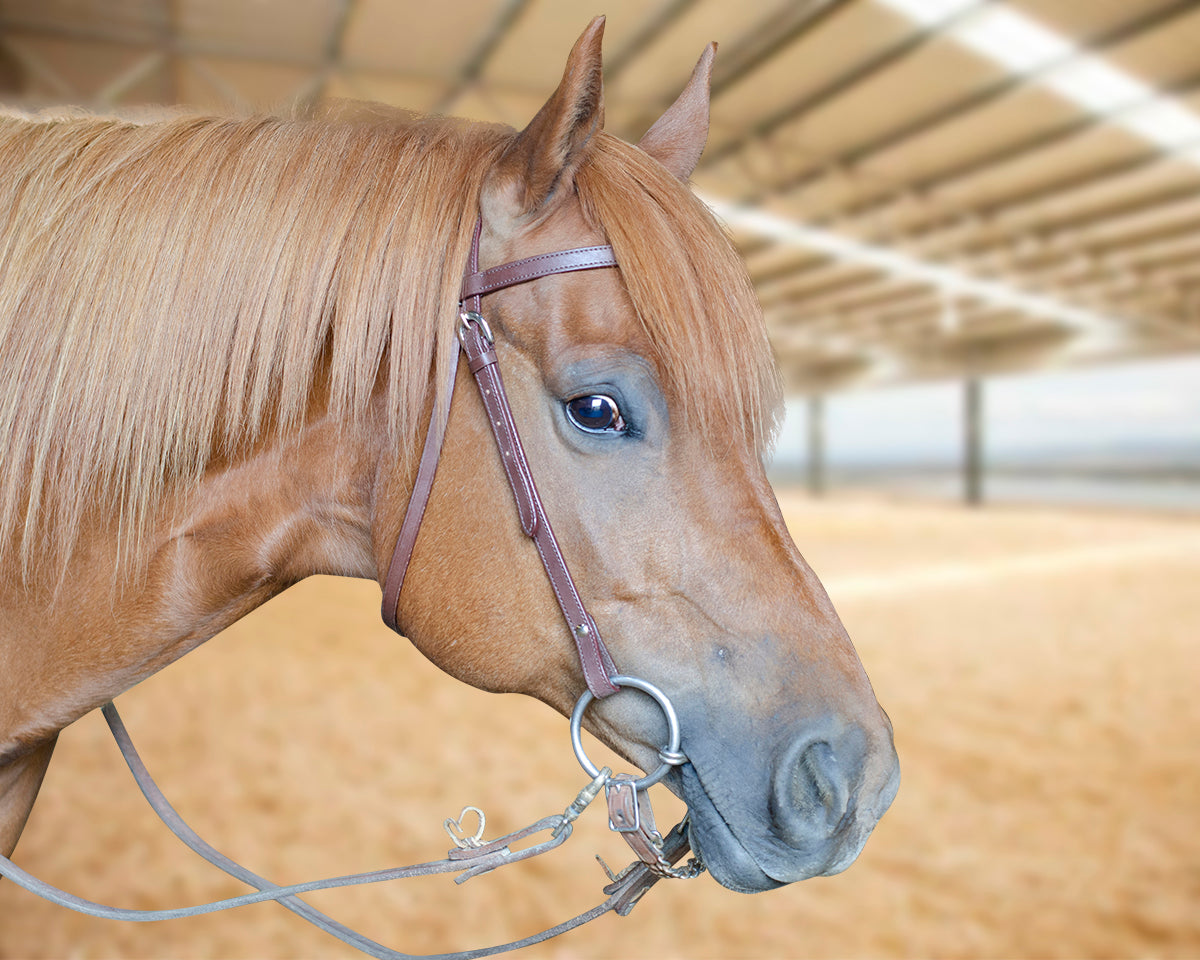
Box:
569;675;686;791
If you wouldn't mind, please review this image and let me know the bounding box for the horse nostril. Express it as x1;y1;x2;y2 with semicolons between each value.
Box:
798;741;849;822
773;731;864;848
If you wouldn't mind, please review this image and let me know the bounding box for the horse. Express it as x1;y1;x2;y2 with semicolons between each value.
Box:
0;15;899;916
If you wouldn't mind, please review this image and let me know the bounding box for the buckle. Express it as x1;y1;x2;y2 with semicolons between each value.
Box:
605;778;642;833
457;310;494;347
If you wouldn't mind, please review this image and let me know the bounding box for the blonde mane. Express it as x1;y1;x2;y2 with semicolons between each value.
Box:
0;105;504;576
0;108;780;581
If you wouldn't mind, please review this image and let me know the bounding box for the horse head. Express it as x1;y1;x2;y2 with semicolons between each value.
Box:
382;18;900;893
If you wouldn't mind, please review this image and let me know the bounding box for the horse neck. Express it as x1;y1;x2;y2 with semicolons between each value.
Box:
0;393;392;751
162;402;384;595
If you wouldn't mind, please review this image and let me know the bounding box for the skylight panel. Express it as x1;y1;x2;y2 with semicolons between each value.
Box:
1119;99;1200;149
700;194;1125;339
873;0;977;27
1042;58;1149;113
876;0;1200;166
952;6;1073;74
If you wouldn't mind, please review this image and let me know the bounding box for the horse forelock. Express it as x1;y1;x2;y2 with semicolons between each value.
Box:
575;133;783;458
0;106;506;580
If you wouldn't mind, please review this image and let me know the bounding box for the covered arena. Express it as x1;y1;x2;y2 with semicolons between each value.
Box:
1;0;1198;957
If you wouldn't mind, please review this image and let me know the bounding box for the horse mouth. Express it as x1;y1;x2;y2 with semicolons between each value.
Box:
676;763;786;893
676;758;877;893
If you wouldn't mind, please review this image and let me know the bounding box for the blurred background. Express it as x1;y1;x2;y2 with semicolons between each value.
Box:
1;0;1198;957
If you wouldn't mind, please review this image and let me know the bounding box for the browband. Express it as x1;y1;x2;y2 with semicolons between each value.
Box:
460;246;619;300
382;219;621;698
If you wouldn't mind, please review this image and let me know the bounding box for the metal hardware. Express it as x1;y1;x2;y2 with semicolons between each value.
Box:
645;817;706;880
605;778;642;833
553;767;611;839
6;217;701;960
443;806;487;849
570;675;687;791
457;309;494;346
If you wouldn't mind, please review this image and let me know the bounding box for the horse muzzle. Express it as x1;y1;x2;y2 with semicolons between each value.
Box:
676;715;900;893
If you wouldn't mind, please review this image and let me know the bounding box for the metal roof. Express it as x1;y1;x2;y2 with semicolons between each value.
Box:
3;0;1200;391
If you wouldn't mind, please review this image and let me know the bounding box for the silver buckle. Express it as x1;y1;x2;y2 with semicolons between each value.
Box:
457;310;494;347
605;779;642;833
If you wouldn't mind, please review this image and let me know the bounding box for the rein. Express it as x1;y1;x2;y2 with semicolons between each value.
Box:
0;217;703;957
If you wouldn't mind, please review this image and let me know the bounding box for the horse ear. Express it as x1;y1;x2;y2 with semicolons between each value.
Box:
637;43;715;180
483;17;606;221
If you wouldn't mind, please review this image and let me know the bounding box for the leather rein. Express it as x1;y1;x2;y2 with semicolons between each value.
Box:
0;217;702;958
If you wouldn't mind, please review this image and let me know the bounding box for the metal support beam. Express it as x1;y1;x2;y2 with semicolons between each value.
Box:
163;0;178;104
705;195;1128;340
96;51;165;106
710;0;855;100
616;0;854;139
606;0;702;83
701;0;990;171
823;70;1200;228
186;57;246;111
963;377;984;506
768;0;1200;207
291;0;355;107
0;36;76;99
807;394;827;496
0;41;21;93
433;0;532;115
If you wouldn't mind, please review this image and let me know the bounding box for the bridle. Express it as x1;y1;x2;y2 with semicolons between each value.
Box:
383;211;699;849
0;216;703;958
382;216;623;702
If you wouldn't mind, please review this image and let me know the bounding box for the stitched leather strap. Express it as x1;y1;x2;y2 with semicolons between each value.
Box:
459;319;619;698
0;701;672;958
381;217;486;634
461;246;618;300
381;219;620;699
2;231;688;959
380;354;457;634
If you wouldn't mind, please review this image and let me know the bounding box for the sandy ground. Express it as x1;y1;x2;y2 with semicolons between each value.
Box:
2;493;1198;959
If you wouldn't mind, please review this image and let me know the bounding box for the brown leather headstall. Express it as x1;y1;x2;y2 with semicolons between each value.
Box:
381;217;621;699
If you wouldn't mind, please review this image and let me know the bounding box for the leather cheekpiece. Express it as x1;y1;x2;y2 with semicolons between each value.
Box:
382;218;621;699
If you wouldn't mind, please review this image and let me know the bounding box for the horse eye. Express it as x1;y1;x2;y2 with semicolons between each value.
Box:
565;395;626;435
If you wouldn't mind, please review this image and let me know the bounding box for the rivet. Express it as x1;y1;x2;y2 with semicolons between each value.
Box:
574;623;590;638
